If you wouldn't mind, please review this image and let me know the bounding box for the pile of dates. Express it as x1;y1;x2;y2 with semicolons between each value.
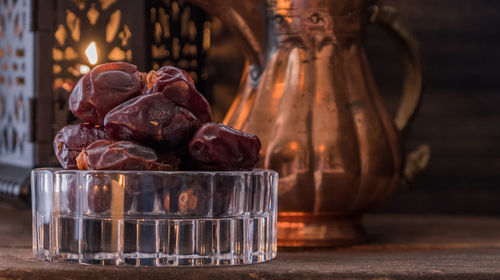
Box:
54;62;261;172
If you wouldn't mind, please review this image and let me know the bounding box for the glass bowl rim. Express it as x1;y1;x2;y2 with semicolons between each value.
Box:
31;168;278;176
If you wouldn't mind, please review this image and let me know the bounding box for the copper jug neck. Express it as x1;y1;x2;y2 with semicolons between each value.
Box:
267;0;370;41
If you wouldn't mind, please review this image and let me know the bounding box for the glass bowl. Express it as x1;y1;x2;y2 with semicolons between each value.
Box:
31;168;278;266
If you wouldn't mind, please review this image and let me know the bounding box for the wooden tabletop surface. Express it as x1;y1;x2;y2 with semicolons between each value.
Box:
2;206;500;279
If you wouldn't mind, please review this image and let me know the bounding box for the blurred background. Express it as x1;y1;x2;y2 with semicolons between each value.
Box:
367;0;500;214
0;0;499;214
207;0;500;215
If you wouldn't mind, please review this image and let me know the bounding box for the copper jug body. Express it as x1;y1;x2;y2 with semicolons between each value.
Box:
189;0;424;246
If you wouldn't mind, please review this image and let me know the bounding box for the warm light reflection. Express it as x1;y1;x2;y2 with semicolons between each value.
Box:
62;83;73;92
85;41;98;65
276;0;291;10
289;141;299;151
79;64;90;74
118;174;125;188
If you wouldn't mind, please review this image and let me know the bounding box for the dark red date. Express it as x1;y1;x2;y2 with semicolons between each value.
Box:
69;62;142;125
104;92;200;151
53;123;110;169
145;66;212;123
189;123;261;170
76;140;177;171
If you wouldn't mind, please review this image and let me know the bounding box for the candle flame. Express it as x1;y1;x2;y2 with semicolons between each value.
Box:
79;65;90;74
85;42;98;65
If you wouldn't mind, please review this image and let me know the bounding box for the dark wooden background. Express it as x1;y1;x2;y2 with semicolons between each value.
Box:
367;0;500;214
207;0;500;214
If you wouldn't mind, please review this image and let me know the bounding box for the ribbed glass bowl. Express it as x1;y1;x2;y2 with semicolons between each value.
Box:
31;168;278;266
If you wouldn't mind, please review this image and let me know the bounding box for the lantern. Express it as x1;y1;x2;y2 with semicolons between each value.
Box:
0;0;211;199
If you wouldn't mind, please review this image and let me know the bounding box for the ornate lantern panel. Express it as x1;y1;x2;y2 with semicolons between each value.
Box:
0;0;34;168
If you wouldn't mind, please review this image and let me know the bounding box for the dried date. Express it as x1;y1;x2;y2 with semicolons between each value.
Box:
76;140;177;171
104;92;200;151
53;123;110;169
69;62;142;125
145;66;212;123
189;123;261;170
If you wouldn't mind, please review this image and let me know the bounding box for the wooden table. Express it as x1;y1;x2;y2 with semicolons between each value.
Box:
2;206;500;279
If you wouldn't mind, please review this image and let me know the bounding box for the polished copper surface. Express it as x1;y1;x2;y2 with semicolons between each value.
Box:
188;0;424;246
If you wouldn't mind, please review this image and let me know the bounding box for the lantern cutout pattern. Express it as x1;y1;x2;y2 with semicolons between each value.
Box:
51;0;134;151
149;0;210;85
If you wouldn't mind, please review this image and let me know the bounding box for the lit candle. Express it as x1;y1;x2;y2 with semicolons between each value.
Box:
80;41;99;74
79;65;90;74
85;41;98;65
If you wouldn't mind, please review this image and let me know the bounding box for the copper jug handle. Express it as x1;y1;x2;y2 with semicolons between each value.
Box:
370;5;424;134
371;6;430;184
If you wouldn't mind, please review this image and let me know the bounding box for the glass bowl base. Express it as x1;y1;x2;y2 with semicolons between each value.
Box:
34;215;276;266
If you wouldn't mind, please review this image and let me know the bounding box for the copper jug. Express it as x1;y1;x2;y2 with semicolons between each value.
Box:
189;0;424;246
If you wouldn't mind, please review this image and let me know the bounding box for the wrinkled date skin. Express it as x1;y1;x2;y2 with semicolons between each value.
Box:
53;123;110;169
76;140;177;171
69;62;142;125
189;123;261;170
104;92;200;151
145;66;212;123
